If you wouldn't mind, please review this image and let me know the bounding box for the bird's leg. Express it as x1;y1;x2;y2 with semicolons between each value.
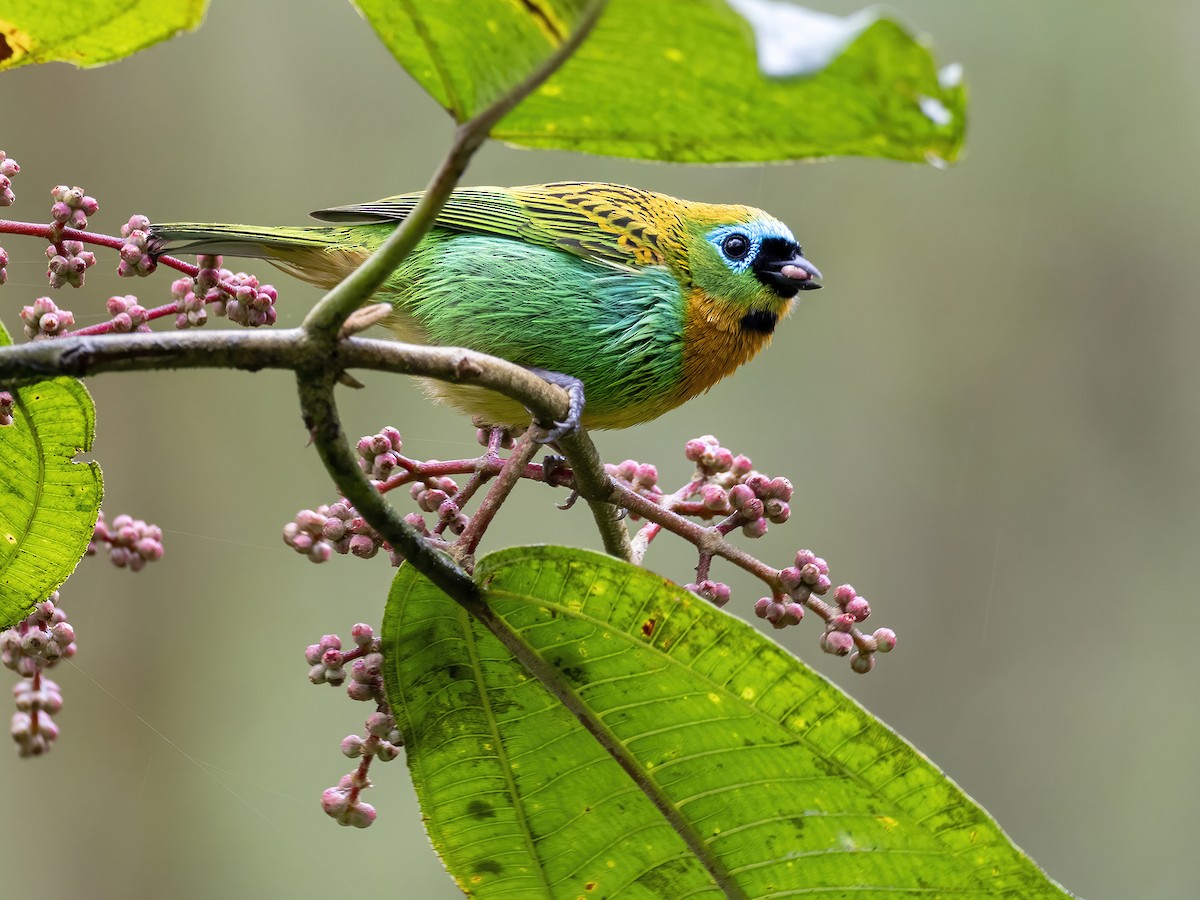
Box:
526;367;586;444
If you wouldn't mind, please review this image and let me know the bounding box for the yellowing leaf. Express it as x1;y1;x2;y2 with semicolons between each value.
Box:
0;0;207;72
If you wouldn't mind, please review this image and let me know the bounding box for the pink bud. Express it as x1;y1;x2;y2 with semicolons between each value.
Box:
850;652;875;674
321;648;344;669
845;597;870;621
349;534;379;558
728;484;755;509
346;680;377;702
345;801;376;828
872;628;897;653
821;631;854;656
700;484;728;511
741;517;768;539
831;613;856;633
833;584;857;606
320;787;350;816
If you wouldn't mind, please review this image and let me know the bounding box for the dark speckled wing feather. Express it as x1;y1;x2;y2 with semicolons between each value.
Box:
311;182;674;271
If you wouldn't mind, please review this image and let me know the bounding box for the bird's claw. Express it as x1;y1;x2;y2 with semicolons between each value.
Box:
540;419;576;444
527;368;585;444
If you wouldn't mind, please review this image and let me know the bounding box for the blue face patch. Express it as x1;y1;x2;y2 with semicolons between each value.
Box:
706;219;798;274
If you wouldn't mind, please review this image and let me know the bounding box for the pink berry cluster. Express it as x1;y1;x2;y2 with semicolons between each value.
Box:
606;458;663;506
117;215;158;278
818;583;896;673
0;391;13;426
46;186;101;289
686;433;753;476
47;240;97;289
685;435;793;534
285;429;479;565
88;510;165;571
613;435;794;611
2;179;282;334
170;254;277;329
306;625;378;691
2;593;75;757
408;474;469;537
49;185;98;234
171;274;208;328
105;294;150;332
361;426;469;535
0;150;18;206
308;624;401;828
20;296;75;338
687;579;732;607
223;271;278;327
756;549;832;629
608;435;898;672
284;501;401;565
357;426;405;481
777;548;833;603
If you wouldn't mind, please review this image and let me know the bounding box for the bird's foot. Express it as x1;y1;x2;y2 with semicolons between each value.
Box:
526;368;585;444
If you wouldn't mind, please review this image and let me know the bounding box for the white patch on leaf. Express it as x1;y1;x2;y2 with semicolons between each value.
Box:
918;95;953;127
727;0;878;77
938;62;964;89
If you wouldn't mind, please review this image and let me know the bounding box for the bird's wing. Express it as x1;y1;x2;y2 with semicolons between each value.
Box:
310;183;670;271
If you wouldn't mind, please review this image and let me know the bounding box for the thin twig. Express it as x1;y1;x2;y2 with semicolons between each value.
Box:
604;478;788;596
629;476;704;564
454;428;543;560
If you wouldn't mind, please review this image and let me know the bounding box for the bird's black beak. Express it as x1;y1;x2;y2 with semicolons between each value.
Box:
754;253;823;296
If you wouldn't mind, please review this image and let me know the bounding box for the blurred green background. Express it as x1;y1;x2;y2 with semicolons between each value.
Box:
2;1;1194;897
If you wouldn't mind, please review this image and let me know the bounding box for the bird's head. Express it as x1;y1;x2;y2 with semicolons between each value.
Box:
683;211;821;335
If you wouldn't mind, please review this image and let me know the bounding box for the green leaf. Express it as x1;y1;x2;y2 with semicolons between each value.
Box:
351;0;592;122
357;0;964;164
0;321;103;628
0;0;208;72
383;546;1072;898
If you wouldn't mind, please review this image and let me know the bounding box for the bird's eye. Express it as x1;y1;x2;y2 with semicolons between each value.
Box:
721;233;750;260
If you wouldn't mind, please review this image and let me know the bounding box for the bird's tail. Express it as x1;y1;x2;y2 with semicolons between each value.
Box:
148;223;349;259
148;223;371;289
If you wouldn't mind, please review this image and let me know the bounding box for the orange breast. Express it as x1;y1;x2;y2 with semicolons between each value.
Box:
675;287;782;407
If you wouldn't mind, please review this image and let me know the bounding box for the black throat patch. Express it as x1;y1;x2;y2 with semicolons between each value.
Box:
740;309;778;334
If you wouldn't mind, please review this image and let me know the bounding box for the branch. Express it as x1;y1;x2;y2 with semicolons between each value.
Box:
0;330;566;414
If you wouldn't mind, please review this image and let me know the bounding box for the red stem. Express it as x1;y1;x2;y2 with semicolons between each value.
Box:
0;219;200;275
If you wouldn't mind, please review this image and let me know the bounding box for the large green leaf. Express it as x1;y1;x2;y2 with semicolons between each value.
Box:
0;0;207;72
351;0;593;122
0;321;103;628
383;546;1072;898
357;0;965;164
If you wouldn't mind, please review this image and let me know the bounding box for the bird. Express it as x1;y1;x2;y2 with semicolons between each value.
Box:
150;182;821;438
